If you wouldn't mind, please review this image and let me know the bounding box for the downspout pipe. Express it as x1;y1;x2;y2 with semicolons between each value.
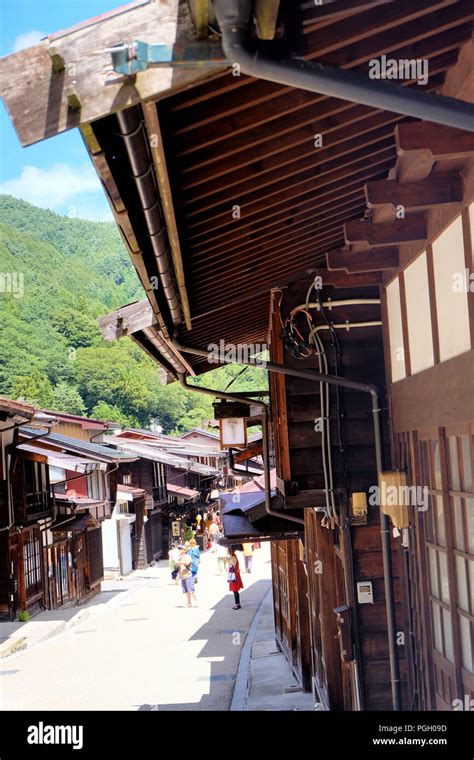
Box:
173;336;401;710
213;0;474;132
178;373;304;527
116;108;182;327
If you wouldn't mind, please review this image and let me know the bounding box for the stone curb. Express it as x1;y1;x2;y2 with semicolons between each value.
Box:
230;585;273;711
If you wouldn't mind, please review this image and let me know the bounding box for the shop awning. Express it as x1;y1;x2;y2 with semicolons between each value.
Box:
17;443;105;473
117;485;146;502
106;440;219;476
50;514;91;533
167;484;199;499
221;513;300;544
19;427;138;463
220;491;277;523
220;490;301;543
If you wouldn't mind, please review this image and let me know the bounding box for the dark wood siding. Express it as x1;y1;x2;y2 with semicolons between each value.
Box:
0;529;10;618
86;527;104;588
269;279;407;710
271;538;312;691
145;510;163;563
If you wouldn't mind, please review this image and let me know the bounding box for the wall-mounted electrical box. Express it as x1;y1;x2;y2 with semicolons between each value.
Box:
379;470;410;529
356;581;374;604
350;491;368;525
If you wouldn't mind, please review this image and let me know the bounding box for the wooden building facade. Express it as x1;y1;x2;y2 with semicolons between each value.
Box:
118;456;168;567
2;0;473;708
0;412;135;619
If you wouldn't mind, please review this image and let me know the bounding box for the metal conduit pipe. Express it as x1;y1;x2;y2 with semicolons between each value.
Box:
308;321;383;342
213;0;474;132
290;299;381;317
116;109;182;326
173;335;401;710
178;373;304;527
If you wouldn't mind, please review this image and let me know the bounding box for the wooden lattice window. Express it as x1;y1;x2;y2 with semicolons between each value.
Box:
23;526;42;599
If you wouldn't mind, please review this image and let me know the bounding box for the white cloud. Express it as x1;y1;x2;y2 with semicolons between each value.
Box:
0;163;113;221
13;30;46;53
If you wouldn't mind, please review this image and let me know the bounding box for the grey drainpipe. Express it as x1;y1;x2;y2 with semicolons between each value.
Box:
213;0;474;132
116;108;182;327
173;336;401;711
178;373;304;527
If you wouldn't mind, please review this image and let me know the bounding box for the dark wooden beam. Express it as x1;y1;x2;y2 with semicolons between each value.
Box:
365;173;464;210
396;122;474;160
98;299;154;340
327;247;399;273
344;214;427;246
0;0;220;146
169;20;467;143
233;442;264;463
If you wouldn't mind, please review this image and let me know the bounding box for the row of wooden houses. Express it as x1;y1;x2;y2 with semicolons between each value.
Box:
0;402;231;619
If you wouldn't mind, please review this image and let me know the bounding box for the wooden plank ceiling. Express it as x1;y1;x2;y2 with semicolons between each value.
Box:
89;0;473;373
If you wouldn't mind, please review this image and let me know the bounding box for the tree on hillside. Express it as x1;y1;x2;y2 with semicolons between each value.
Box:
52;382;86;415
90;401;140;428
10;370;54;408
51;307;100;348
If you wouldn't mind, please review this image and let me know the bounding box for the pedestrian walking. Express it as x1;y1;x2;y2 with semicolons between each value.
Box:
227;547;243;609
169;543;181;584
188;538;201;584
242;542;253;573
178;548;198;608
216;539;228;575
209;520;220;552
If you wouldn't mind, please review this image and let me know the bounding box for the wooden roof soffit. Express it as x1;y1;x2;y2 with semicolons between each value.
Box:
0;0;224;147
328;120;474;275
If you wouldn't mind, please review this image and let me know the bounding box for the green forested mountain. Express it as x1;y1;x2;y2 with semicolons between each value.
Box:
0;195;266;432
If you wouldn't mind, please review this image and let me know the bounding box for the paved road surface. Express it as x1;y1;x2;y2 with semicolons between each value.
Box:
0;546;271;711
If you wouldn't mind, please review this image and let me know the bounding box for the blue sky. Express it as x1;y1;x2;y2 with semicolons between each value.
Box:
0;1;123;221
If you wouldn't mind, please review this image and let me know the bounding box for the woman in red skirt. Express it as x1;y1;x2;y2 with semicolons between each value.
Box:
227;547;243;609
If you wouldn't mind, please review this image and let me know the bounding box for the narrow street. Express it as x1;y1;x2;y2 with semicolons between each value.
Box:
0;547;272;711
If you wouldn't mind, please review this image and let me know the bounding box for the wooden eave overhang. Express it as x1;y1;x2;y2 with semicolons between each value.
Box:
2;1;474;377
91;1;474;376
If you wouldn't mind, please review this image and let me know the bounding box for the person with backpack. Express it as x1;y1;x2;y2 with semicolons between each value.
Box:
178;548;198;608
188;538;201;584
227;547;243;609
